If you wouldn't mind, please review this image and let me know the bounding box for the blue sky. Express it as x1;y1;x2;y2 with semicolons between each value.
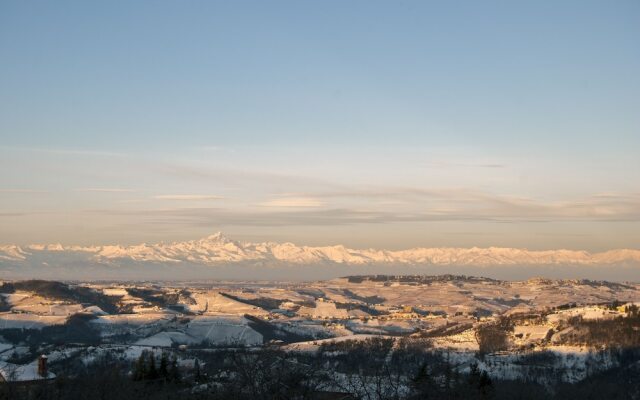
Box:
1;1;639;249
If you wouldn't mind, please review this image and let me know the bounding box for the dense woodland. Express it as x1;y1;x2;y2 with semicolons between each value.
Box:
2;338;640;400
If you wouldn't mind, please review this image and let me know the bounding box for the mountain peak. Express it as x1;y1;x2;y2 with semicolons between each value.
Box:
203;232;229;243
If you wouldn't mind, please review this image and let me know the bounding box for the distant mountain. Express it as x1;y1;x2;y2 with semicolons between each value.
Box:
2;232;640;266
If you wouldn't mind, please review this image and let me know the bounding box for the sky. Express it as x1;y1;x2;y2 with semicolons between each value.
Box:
0;1;639;251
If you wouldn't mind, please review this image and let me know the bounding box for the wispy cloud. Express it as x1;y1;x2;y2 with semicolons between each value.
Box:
86;207;393;226
83;189;640;230
76;188;135;193
117;199;149;204
0;212;28;217
153;195;225;201
153;162;343;190
0;146;127;158
425;160;507;169
259;196;325;208
281;187;640;221
0;189;49;194
51;187;640;240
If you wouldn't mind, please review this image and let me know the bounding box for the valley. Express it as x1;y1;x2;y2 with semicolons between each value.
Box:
1;274;639;398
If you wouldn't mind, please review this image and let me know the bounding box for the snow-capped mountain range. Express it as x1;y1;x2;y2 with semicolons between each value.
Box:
2;232;639;267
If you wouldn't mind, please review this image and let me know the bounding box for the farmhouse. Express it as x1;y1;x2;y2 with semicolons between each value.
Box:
0;355;56;383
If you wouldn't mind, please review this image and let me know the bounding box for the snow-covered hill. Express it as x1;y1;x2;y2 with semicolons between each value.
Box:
1;232;639;269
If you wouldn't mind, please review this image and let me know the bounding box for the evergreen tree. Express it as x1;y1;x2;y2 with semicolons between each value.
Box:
410;363;433;398
467;363;494;399
479;370;493;398
169;354;182;383
132;352;147;381
148;352;159;380
193;358;201;383
159;352;169;380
